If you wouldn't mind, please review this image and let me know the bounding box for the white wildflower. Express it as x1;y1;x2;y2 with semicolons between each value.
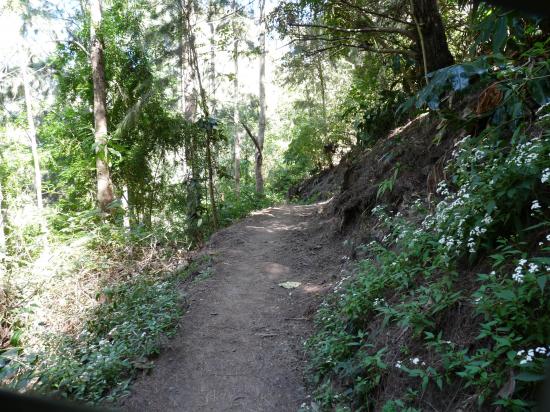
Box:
482;215;493;225
513;261;525;283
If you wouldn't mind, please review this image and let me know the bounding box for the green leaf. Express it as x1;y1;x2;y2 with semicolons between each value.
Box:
528;79;550;106
422;375;429;390
493;16;508;53
449;66;469;91
108;147;122;159
495;289;515;301
537;275;548;292
10;330;22;346
1;348;20;359
515;372;545;382
486;200;497;214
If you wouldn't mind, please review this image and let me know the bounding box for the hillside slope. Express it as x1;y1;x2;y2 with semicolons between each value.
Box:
291;111;457;236
291;94;550;410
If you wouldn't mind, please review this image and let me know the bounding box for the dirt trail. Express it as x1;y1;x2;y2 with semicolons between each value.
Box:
122;203;344;412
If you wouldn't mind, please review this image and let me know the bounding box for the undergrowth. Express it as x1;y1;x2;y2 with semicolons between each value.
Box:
37;276;183;403
0;173;270;404
0;224;195;404
306;52;550;411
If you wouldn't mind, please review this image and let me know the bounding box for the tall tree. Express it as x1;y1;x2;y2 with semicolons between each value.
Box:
179;0;202;240
0;180;5;257
410;0;454;77
256;0;266;194
208;0;217;113
274;0;455;77
185;5;219;228
232;0;241;196
90;0;115;212
20;57;44;214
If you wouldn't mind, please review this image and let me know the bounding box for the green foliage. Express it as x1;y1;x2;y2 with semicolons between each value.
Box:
473;4;548;56
376;165;399;199
43;2;190;223
217;179;276;225
37;276;182;403
0;224;190;403
401;36;550;114
3;0;550;407
306;45;550;410
343;59;410;147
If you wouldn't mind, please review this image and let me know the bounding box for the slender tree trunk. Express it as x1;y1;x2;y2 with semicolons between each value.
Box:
127;186;139;226
186;11;219;228
182;0;188;117
90;0;115;213
256;0;266;194
208;1;216;114
317;60;328;142
411;0;454;74
317;61;333;167
318;61;327;122
122;184;130;228
21;61;44;214
0;181;5;256
232;0;241;197
180;0;203;242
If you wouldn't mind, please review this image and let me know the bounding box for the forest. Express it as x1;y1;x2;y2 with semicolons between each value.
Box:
1;0;550;410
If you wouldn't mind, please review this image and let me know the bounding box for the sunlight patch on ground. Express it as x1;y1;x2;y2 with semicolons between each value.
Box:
245;225;274;233
302;284;324;294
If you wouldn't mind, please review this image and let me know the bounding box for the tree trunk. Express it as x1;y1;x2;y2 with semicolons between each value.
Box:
232;0;241;197
180;0;203;242
122;184;130;228
21;61;44;214
208;1;216;113
186;10;219;228
90;0;115;213
0;181;6;257
411;0;454;74
256;0;266;195
318;61;327;122
179;1;187;117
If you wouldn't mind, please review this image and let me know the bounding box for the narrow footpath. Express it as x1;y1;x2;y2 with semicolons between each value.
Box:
122;203;344;412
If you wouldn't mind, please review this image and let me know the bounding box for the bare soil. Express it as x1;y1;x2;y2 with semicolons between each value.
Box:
121;203;344;412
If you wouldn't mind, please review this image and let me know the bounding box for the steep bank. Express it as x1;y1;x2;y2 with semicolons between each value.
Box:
290;93;550;408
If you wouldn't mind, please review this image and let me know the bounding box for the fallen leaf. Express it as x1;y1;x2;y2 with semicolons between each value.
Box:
278;281;301;289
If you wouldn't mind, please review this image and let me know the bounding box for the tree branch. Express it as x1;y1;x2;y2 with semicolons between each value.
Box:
300;39;416;57
241;121;262;154
289;22;414;39
334;0;412;25
53;37;90;57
